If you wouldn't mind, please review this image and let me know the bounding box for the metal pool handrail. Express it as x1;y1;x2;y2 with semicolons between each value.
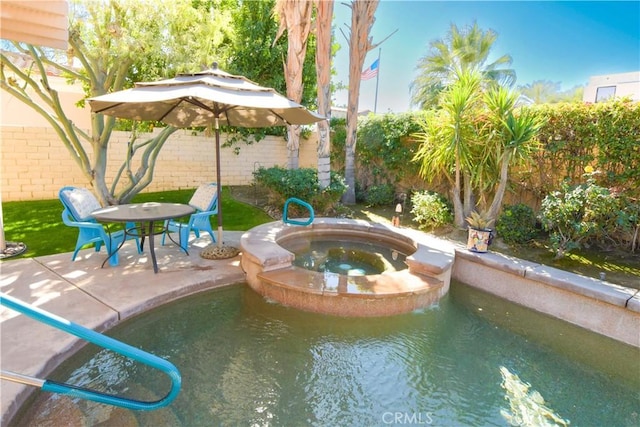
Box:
0;292;181;411
283;197;314;226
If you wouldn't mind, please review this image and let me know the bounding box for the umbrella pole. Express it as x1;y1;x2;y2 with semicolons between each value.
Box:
215;117;223;247
201;115;239;260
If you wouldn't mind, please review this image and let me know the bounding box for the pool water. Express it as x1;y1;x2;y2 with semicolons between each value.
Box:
14;283;640;426
281;238;409;275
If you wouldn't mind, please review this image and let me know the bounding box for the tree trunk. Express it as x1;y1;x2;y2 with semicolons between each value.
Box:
342;0;379;204
315;0;334;189
453;151;465;227
287;125;301;169
487;152;512;221
463;172;473;217
275;0;313;170
343;114;358;203
317;121;331;188
92;143;112;206
0;202;6;251
452;185;465;229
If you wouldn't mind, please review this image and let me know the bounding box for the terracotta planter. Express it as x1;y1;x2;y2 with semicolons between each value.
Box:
467;228;494;253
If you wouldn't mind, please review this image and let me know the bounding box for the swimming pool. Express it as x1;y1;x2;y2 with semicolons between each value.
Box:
13;282;640;426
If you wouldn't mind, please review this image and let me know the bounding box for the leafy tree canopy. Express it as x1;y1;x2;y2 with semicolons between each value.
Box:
227;0;317;108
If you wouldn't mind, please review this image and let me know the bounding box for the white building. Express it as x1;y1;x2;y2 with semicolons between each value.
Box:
583;71;640;103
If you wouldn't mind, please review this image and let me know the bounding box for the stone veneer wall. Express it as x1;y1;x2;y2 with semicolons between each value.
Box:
1;126;318;201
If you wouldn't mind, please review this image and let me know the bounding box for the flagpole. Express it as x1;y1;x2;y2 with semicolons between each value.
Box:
374;48;381;113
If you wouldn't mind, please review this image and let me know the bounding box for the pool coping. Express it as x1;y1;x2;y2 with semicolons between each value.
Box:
455;246;640;311
452;243;640;347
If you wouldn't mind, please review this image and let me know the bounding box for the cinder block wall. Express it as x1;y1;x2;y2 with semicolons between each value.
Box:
1;126;318;201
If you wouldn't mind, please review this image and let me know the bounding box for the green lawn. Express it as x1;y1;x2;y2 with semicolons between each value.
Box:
1;187;272;259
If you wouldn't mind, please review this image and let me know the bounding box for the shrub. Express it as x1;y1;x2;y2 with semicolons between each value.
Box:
410;191;452;230
465;210;494;230
352;113;424;185
539;179;621;258
253;166;346;215
611;199;640;252
496;204;538;244
310;171;348;214
365;183;395;207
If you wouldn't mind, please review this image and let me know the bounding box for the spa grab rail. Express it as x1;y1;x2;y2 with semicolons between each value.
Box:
0;292;181;411
283;197;314;226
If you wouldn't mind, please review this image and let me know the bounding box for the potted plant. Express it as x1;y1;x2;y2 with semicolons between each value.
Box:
466;211;495;253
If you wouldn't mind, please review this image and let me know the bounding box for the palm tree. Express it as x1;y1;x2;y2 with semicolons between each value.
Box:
413;70;542;228
411;22;516;109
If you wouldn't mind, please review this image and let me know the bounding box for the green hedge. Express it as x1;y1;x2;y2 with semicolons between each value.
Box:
526;99;640;199
327;101;638;251
330;113;426;194
331;101;638;203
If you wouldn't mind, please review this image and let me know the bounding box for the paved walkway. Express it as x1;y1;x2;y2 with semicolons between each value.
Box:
0;232;246;425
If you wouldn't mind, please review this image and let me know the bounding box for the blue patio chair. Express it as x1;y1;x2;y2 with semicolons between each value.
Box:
161;183;218;251
59;186;140;266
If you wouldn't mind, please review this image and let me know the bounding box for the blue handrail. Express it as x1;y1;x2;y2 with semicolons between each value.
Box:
0;292;181;410
283;197;314;226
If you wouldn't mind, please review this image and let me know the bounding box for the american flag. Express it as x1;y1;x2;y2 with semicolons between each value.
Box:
361;59;379;81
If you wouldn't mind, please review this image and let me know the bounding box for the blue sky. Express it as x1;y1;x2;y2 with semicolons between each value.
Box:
331;1;640;113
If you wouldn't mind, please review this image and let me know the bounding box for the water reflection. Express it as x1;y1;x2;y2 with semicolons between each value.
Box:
500;366;570;426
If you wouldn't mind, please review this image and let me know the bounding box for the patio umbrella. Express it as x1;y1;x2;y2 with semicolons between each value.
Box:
88;65;324;256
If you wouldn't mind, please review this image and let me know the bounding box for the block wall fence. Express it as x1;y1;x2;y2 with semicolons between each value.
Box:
1;126;319;202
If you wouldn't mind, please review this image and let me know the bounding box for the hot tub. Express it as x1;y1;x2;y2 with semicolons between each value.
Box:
240;218;455;316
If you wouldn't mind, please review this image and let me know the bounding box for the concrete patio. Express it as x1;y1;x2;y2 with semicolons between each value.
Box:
1;232;245;425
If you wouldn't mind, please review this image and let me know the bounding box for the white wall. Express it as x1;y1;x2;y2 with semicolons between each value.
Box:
583;71;640;103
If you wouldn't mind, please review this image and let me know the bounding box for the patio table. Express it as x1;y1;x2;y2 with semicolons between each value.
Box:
92;202;195;273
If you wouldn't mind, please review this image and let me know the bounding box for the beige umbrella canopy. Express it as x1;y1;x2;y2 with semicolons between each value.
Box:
88;65;324;255
89;66;324;128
